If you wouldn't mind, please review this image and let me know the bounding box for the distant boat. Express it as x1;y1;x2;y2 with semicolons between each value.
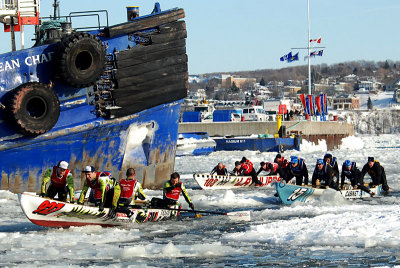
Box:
212;134;301;153
176;132;216;156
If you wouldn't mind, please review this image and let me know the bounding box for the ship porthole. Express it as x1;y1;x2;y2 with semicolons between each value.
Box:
6;82;60;136
55;32;106;88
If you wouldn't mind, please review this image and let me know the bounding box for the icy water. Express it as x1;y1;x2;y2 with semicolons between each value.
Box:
1;134;400;267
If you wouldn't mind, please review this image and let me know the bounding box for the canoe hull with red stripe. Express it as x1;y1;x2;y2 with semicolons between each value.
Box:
19;192;174;228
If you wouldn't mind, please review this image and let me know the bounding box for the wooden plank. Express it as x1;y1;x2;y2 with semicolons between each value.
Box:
110;89;187;118
116;63;187;88
159;21;186;33
113;73;188;100
104;9;185;37
151;30;187;44
116;46;186;69
115;54;187;79
116;39;186;60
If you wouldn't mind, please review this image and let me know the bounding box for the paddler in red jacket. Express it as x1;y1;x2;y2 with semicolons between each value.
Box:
237;157;263;186
77;166;116;211
110;168;146;218
211;162;228;175
40;160;75;203
163;172;194;210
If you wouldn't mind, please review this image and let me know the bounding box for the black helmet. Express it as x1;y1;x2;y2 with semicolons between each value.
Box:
235;161;241;166
275;154;282;159
260;161;265;166
240;157;247;163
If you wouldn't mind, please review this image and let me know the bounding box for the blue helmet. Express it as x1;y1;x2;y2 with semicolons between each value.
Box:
344;160;351;167
291;156;298;164
316;159;324;165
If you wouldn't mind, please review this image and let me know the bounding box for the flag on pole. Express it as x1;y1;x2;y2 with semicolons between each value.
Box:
280;52;292;62
299;94;307;114
287;52;299;62
309;37;321;43
308;95;314;115
315;95;322;115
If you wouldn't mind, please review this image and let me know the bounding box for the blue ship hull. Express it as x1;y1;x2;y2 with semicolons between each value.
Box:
0;4;188;192
213;136;300;152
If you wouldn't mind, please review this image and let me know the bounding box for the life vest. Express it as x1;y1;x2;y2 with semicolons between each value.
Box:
119;178;139;199
216;165;226;175
276;157;289;168
343;162;357;178
165;184;182;201
241;160;253;174
50;166;70;188
290;158;304;175
266;162;279;172
86;171;111;199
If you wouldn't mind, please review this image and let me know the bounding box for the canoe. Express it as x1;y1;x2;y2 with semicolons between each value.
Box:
275;182;382;205
18;192;176;228
193;173;281;190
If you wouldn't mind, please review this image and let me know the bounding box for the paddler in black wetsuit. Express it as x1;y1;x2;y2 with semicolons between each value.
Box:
341;160;374;195
360;157;389;193
323;153;340;185
211;162;228;175
312;159;339;190
284;156;309;185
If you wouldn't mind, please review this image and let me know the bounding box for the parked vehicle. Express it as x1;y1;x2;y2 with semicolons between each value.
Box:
242;106;267;121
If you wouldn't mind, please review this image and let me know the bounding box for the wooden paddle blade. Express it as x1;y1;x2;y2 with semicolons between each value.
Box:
226;211;251;221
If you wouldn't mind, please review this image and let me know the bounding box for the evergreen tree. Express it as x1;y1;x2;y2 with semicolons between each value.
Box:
259;77;266;86
367;96;373;110
384;60;390;70
231;82;240;93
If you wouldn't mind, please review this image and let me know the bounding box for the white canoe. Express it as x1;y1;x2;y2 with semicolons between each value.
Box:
193;173;281;190
19;192;175;228
276;182;382;205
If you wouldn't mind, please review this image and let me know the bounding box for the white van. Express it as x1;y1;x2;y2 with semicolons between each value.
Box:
242;106;267;121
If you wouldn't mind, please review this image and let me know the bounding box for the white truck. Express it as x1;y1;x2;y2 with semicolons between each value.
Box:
242;106;267;121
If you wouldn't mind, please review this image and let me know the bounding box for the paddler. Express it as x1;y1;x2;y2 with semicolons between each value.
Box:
235;157;262;186
211;162;228;175
162;172;194;210
341;160;374;195
77;166;116;211
360;157;389;193
323;153;340;185
109;168;146;218
40;160;75;203
284;156;309;185
256;161;280;176
312;158;339;190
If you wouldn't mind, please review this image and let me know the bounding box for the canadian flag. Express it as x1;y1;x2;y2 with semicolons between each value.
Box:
310;37;321;43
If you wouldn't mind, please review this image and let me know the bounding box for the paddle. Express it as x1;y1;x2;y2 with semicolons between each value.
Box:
134;200;250;221
164;207;251;221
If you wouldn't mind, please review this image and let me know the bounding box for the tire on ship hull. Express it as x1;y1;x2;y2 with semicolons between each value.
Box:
55;32;106;88
6;82;60;136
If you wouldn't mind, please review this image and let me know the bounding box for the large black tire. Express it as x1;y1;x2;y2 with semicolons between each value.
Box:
6;82;60;136
55;32;106;88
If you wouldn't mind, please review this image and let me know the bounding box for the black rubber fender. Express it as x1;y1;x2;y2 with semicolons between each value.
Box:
6;82;60;136
55;32;106;88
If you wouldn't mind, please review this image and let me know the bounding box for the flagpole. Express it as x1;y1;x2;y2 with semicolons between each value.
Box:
307;0;311;95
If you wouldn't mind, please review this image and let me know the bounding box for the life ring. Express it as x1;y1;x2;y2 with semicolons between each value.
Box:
6;82;60;136
55;32;106;88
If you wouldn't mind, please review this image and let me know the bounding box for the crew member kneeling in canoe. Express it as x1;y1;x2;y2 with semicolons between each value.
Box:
341;160;374;195
232;157;262;186
284;156;308;185
77;166;116;211
108;168;146;218
211;162;228;175
360;157;389;193
151;172;194;216
323;153;340;185
40;160;75;203
312;159;339;190
257;161;285;179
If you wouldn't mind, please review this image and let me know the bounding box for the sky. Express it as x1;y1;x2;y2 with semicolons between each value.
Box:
1;0;400;75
